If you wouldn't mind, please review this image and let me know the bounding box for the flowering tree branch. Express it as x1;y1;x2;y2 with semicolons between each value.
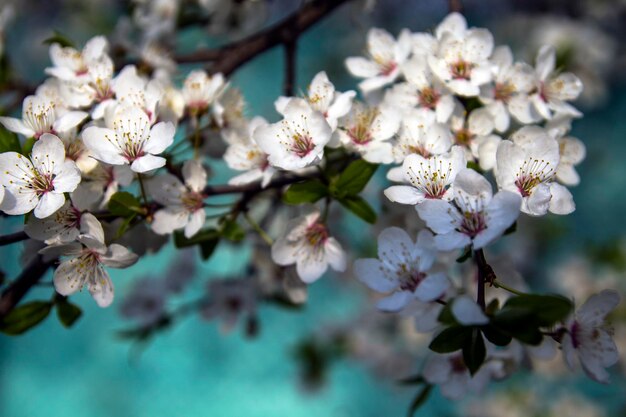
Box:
0;231;28;246
0;255;55;319
175;0;351;75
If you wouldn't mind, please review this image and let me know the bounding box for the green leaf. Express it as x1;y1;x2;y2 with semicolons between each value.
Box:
463;328;486;375
199;238;219;260
22;137;36;155
331;160;378;197
338;195;376;224
481;325;512;347
173;228;220;248
108;192;143;217
0;127;21;153
43;30;75;48
407;384;433;417
436;303;457;326
456;246;472;263
429;326;471;353
503;294;573;327
56;299;82;328
116;213;137;239
283;180;328;205
0;301;52;335
220;219;245;242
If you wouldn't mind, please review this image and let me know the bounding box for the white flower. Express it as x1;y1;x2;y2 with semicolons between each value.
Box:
384;145;466;205
200;278;258;334
253;99;332;170
428;13;494;96
45;36;108;82
224;117;276;188
337;102;400;164
0;95;87;139
385;57;456;123
529;45;584;120
149;160;207;238
560;290;620;376
0;133;81;218
82;105;175;173
271;211;346;283
182;70;227;115
73;163;134;210
495;126;574;216
57;128;99;174
345;28;412;93
417;168;521;250
105;66;164;123
44;213;138;307
556;135;586;186
355;227;449;312
450;107;501;171
561;290;620;384
24;199;84;244
423;352;504;400
275;71;356;131
480;45;536;131
392;108;453;162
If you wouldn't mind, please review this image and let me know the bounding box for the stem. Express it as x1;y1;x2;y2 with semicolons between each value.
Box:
492;280;527;297
244;212;274;246
283;36;298;96
192;115;201;159
474;249;488;310
0;231;29;247
137;173;149;207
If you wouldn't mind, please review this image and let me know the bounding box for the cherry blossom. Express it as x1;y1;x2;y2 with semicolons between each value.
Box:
0;133;81;218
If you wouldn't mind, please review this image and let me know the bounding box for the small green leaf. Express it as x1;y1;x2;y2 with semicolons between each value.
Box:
173;228;220;248
43;30;75;48
108;192;143;217
331;160;378;197
407;384;433;417
56;299;82;328
283;180;328;205
220;219;245;242
0;301;52;335
116;213;137;239
0;127;21;153
437;303;457;325
481;325;511;347
199;238;219;260
463;328;486;375
429;326;471;353
22;137;36;155
338;195;376;224
503;294;573;327
456;246;472;263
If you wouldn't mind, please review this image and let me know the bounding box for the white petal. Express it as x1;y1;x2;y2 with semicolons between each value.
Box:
548;183;575;215
577;290;621;327
376;291;412;312
88;267;115;307
345;57;379;78
296;256;328;283
325;237;347;272
355;258;397;293
452;295;489;325
416;199;458;234
434;231;471;251
0;117;34;136
130;154;166;172
184;209;205;238
53;161;82;192
473;191;521;249
144;121;175;155
414;272;449;302
384;185;424;205
52;111;88;133
34;192;65;218
82;126;127;165
151;207;189;235
53;257;87;296
535;45;555;81
101;243;139;268
182;159;207;192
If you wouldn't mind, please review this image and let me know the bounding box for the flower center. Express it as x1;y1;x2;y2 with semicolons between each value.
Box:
347;108;379;145
289;133;315;158
305;223;328;250
418;87;440;109
450;60;473;80
399;271;427;292
514;158;554;197
454;128;473;146
406;157;454;199
460;211;487;238
494;82;516;102
181;191;204;212
24;101;56;137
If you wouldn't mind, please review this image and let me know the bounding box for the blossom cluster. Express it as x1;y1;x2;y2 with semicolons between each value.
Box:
0;8;620;405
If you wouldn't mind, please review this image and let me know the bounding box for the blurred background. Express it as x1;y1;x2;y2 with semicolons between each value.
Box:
1;0;626;416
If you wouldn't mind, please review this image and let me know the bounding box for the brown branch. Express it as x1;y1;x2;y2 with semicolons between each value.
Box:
0;255;55;319
175;0;352;76
448;0;463;13
204;172;319;196
283;38;298;96
474;249;496;310
0;231;29;247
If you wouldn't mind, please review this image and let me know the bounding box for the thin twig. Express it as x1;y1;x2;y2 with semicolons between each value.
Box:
0;231;29;247
0;255;55;319
175;0;351;76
